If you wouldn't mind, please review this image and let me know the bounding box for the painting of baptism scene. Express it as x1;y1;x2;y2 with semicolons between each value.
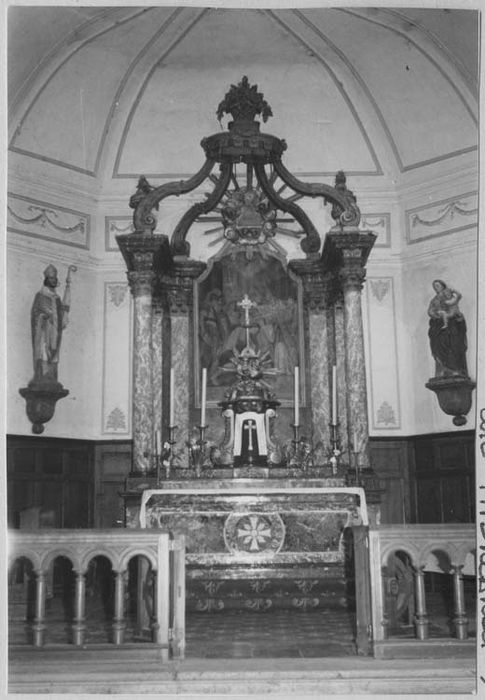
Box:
6;5;480;696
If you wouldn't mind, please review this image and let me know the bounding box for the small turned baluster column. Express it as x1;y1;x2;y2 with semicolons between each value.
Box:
33;569;47;647
72;570;86;646
413;566;429;640
451;565;468;640
112;570;127;645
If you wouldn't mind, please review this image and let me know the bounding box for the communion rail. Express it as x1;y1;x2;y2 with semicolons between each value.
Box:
8;529;185;661
353;523;476;658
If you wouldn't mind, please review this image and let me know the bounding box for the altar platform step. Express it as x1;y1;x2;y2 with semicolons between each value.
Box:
9;648;476;695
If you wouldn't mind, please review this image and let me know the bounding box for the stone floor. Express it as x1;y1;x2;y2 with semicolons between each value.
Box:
8;589;477;695
9;591;475;658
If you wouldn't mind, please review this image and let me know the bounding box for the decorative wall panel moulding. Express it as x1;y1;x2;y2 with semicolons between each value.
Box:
365;276;401;430
405;192;477;244
376;401;397;426
369;279;391;303
102;281;132;435
361;213;390;247
7;193;90;249
105;216;134;251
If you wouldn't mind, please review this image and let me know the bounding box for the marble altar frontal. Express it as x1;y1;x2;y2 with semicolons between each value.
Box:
132;481;367;612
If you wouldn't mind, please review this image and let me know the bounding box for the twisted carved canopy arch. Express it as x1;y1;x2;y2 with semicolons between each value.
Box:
128;76;362;257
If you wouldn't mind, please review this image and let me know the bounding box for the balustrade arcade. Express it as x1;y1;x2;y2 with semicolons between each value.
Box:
354;523;475;658
8;529;185;660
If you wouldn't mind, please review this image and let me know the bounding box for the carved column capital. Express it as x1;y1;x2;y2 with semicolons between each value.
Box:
339;262;367;292
288;258;329;311
164;283;193;314
162;259;206;314
127;269;155;297
322;230;376;274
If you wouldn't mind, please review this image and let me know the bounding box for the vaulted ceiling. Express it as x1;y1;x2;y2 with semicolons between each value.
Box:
8;6;479;197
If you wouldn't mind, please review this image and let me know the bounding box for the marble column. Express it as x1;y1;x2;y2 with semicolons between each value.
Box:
117;233;165;475
322;230;376;471
339;259;370;469
289;259;330;450
163;260;206;458
332;286;349;457
128;268;155;474
151;295;164;454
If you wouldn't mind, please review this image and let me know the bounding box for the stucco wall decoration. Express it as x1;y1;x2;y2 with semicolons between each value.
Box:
405;192;477;244
361;214;391;248
8;194;90;249
105;216;135;252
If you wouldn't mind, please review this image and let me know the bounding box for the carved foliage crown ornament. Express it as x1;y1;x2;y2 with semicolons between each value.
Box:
216;75;273;126
122;76;362;264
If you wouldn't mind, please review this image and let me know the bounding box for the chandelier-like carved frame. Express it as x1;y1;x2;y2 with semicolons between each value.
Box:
129;76;361;256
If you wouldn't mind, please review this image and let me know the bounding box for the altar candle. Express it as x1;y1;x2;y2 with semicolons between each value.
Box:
169;368;175;426
294;366;300;426
201;367;207;427
155;429;161;456
331;365;338;426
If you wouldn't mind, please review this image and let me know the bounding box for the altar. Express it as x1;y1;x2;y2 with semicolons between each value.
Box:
118;77;381;614
129;481;368;611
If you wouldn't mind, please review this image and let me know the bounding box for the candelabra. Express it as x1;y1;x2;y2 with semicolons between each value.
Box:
351;447;360;486
188;425;210;477
287;425;313;471
329;422;341;475
162;425;177;480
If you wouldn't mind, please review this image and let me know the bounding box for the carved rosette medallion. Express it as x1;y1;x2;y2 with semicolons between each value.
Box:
224;512;285;555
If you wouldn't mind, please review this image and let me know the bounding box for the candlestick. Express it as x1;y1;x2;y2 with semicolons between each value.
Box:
294;366;300;427
331;365;337;426
201;367;207;427
169;368;175;426
166;425;177;479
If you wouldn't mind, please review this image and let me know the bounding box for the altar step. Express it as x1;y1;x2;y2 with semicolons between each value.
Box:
9;648;476;695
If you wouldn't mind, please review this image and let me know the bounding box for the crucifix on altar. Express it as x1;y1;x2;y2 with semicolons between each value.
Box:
237;293;258;350
218;293;279;468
